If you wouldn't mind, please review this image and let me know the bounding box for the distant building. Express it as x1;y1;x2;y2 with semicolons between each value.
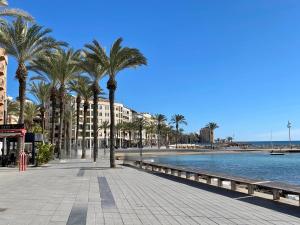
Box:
199;127;210;143
48;97;160;156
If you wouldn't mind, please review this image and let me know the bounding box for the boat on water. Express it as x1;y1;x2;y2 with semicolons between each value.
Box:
270;152;285;155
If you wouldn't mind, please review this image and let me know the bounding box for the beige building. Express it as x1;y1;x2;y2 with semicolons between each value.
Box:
0;49;7;124
199;127;210;143
74;98;134;152
49;97;159;157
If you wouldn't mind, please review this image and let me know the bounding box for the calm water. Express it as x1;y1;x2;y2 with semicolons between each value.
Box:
241;140;300;147
153;153;300;185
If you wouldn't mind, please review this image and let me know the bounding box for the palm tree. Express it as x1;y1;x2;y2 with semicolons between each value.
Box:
154;114;167;149
29;57;59;145
0;18;64;153
0;18;63;125
69;76;85;156
227;136;233;143
7;98;19;119
30;48;79;158
206;122;219;149
24;102;39;132
63;95;75;158
115;122;123;148
171;114;187;148
75;77;92;159
145;121;156;147
123;121;136;148
99;120;109;150
0;0;33;24
29;82;50;137
55;49;81;159
87;38;146;167
133;117;149;149
80;44;106;162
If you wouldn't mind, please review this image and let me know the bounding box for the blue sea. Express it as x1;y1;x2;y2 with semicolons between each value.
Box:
153;152;300;185
240;140;300;147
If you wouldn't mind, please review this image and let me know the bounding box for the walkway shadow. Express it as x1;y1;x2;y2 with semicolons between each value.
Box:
129;166;300;218
29;166;123;171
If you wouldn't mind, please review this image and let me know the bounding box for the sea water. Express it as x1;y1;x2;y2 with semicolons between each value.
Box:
153;152;300;185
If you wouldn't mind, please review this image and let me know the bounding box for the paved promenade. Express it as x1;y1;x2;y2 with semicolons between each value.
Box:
0;157;299;225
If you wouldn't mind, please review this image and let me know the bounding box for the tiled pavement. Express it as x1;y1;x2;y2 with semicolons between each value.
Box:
0;157;299;225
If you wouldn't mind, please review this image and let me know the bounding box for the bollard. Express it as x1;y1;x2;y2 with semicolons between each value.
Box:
19;151;27;172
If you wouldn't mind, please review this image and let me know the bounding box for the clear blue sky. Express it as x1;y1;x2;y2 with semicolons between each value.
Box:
7;0;300;141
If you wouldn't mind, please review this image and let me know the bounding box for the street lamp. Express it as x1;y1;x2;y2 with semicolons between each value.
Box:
287;121;292;150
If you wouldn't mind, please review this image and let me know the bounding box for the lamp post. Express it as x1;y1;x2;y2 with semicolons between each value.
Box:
287;121;292;150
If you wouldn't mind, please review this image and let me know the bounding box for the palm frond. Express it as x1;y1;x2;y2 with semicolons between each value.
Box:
0;8;34;21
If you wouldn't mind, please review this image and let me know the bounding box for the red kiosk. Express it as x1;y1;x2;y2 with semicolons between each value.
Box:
0;124;27;171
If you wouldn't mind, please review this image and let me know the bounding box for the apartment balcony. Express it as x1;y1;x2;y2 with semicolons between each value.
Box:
0;63;5;76
0;49;7;61
0;81;4;90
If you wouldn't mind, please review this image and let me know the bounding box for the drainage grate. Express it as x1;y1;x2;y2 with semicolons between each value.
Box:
98;177;116;209
66;203;88;225
77;169;85;177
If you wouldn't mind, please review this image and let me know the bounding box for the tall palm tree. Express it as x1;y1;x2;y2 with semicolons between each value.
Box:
171;114;187;148
76;77;92;159
133;117;148;149
123;121;136;148
79;44;106;162
30;48;79;158
104;38;147;167
99;120;109;149
0;18;64;153
55;49;81;159
145;121;156;147
29;57;59;145
0;0;33;24
7;98;19;118
115;122;123;148
154;114;167;149
69;76;85;156
29;82;50;137
206;122;219;149
63;95;75;158
24;102;39;132
0;18;63;125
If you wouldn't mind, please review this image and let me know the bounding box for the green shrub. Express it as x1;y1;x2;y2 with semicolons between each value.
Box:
37;143;53;165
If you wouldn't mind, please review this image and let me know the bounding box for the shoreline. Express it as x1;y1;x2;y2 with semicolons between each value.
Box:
115;148;300;158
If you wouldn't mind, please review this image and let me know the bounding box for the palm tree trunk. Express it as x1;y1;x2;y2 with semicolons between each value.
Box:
93;84;98;162
104;130;107;149
75;95;80;156
158;129;161;149
40;108;45;137
57;86;65;159
108;79;116;168
68;111;72;158
176;124;178;149
50;88;56;145
16;63;27;155
82;100;88;159
64;118;67;157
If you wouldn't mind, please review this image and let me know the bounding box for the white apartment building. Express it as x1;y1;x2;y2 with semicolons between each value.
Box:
48;97;159;157
74;98;133;153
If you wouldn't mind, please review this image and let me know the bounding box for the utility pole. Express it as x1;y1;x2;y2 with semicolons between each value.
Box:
287;121;292;150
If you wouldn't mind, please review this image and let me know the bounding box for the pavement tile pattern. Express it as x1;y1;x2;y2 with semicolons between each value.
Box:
0;157;299;225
